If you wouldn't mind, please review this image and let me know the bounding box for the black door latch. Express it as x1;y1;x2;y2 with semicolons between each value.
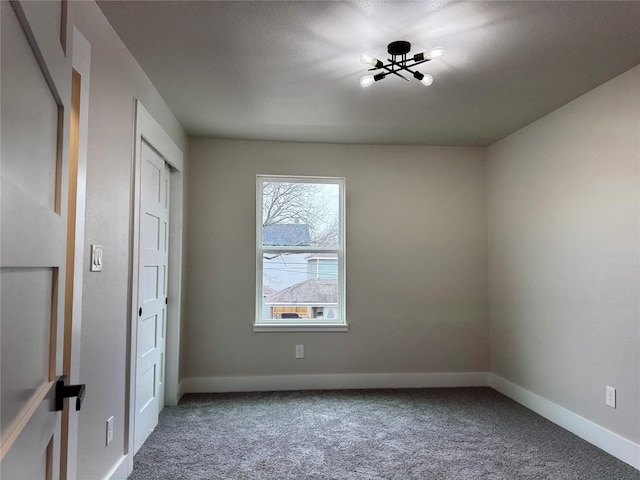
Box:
55;376;86;412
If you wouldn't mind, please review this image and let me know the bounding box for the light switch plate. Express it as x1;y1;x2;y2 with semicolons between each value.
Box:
91;244;103;272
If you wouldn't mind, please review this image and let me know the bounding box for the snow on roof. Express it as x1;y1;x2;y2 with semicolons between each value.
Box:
262;224;311;246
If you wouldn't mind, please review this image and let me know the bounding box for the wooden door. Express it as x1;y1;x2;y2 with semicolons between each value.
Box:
1;1;73;478
134;141;170;454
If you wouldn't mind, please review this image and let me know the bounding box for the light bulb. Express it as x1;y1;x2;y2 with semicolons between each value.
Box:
361;53;383;68
413;71;433;86
420;74;434;86
360;53;373;65
360;75;375;87
427;46;444;60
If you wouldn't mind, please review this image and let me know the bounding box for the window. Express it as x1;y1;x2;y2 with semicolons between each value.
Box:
255;175;346;331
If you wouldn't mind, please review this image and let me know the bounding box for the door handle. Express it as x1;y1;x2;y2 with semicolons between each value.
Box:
55;376;86;411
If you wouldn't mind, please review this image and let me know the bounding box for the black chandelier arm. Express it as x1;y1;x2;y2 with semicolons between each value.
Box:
393;62;419;77
384;59;430;84
407;57;431;69
387;57;431;74
369;57;431;74
387;58;416;79
368;60;410;81
393;62;430;83
378;65;410;81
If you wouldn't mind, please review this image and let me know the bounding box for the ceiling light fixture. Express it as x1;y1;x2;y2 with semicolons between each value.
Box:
360;41;444;88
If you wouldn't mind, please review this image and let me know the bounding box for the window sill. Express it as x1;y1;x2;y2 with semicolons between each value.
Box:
253;323;349;333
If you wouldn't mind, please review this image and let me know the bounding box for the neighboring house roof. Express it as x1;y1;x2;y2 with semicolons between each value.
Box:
266;278;337;304
263;224;311;246
262;285;276;296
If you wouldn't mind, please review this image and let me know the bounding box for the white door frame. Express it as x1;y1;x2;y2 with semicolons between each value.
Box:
126;101;184;476
62;27;91;480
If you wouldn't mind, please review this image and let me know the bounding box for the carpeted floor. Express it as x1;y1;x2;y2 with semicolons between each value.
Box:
129;388;640;479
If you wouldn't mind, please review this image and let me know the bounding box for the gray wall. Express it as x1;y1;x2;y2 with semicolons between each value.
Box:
185;140;488;377
70;3;187;479
487;65;640;442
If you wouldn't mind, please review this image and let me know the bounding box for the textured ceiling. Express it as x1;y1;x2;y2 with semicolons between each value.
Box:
97;1;640;146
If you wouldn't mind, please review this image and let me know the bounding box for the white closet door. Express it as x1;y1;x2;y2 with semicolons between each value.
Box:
134;141;170;454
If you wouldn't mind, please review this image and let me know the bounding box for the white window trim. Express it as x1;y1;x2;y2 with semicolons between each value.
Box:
255;175;347;332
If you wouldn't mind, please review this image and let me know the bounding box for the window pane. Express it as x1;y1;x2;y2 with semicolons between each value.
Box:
262;182;340;248
261;252;339;321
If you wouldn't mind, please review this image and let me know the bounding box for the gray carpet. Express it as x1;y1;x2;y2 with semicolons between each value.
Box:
129;388;640;479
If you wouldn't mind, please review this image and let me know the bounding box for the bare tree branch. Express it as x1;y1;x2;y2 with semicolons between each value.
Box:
262;182;335;248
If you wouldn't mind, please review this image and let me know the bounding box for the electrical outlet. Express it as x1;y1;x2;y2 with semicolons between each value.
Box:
295;344;304;359
606;386;616;409
106;416;114;445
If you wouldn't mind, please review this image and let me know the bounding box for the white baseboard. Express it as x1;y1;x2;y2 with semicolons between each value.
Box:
181;372;490;394
105;454;129;480
490;374;640;470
